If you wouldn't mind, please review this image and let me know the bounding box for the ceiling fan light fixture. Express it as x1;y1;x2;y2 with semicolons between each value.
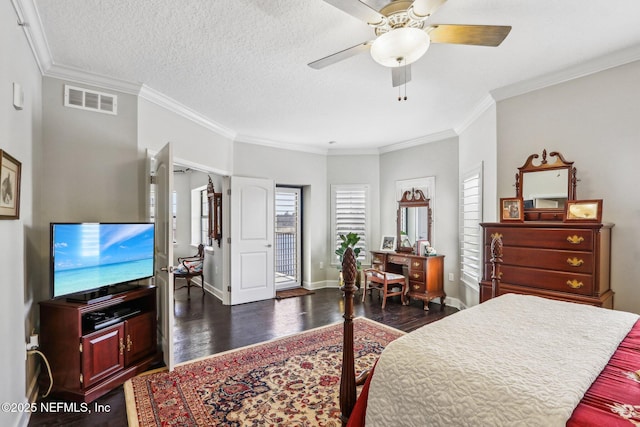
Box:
370;27;430;67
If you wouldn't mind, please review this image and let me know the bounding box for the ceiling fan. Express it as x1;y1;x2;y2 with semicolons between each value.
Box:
308;0;511;91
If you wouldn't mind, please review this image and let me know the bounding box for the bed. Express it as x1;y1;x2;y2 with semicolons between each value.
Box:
337;246;640;427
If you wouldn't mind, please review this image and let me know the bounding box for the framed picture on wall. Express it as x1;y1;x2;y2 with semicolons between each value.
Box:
0;150;21;220
500;197;524;222
564;199;602;222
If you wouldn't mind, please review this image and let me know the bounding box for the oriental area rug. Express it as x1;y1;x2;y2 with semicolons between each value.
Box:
124;317;404;427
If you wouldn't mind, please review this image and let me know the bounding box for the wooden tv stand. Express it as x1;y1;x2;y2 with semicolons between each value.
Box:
39;285;162;403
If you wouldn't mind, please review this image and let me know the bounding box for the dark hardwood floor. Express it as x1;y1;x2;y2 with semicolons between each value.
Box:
28;287;457;426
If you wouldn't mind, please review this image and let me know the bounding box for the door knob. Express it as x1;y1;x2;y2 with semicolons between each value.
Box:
265;244;272;248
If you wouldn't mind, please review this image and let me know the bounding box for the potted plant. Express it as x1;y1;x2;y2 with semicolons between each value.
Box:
335;232;362;288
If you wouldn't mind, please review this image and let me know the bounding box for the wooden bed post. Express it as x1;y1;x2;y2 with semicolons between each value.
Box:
340;247;358;426
489;233;503;299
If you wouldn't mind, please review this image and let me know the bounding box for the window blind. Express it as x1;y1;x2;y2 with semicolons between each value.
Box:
331;185;369;265
459;165;483;289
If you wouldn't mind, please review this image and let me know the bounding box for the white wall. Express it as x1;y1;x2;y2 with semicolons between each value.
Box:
379;138;460;301
233;142;328;288
138;98;233;175
1;2;41;427
41;77;141;223
458;103;498;307
497;60;640;314
173;170;224;294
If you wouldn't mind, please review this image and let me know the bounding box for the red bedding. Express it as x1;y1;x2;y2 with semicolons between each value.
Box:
348;319;640;426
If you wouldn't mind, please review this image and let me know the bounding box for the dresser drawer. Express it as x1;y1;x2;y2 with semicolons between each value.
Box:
406;270;425;282
408;280;425;294
485;227;594;251
371;253;385;265
501;265;593;295
388;255;410;266
487;246;594;274
408;258;425;271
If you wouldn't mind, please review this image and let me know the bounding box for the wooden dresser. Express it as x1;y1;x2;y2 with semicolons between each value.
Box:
479;222;613;308
370;251;445;310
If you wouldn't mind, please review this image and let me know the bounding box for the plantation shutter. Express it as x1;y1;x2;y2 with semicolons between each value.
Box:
331;185;369;265
459;165;483;289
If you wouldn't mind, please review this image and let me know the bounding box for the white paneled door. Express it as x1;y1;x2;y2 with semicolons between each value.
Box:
230;176;275;305
152;143;175;371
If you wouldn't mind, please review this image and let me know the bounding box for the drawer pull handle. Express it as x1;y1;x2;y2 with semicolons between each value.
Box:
127;335;133;352
566;257;584;267
567;280;584;289
413;273;420;279
566;235;585;244
119;337;125;355
413;285;420;290
413;261;421;267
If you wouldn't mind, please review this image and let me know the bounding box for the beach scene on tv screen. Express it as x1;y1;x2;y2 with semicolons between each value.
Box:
53;223;155;296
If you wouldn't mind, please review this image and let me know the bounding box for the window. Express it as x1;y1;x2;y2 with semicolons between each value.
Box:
331;184;369;266
191;185;209;246
459;164;483;290
275;187;302;289
200;188;210;246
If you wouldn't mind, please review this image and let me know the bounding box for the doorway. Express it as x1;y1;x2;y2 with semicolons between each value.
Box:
275;186;302;290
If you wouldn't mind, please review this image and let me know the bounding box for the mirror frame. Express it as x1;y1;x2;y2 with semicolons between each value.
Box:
515;149;577;221
207;176;222;247
396;188;432;253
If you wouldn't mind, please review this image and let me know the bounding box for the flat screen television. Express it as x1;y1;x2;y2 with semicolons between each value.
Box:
50;222;155;302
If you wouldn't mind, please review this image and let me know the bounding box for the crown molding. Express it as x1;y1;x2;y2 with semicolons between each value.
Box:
454;94;495;135
45;64;142;95
377;129;458;154
491;45;640;101
234;134;329;156
327;147;381;156
13;0;53;74
138;85;236;139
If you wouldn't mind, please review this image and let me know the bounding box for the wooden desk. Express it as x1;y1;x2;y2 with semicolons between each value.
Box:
370;251;445;310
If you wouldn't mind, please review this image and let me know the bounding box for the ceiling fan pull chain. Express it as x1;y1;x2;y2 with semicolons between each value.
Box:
404;65;408;101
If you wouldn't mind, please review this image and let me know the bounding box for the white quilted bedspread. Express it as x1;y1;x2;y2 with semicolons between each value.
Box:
366;294;639;427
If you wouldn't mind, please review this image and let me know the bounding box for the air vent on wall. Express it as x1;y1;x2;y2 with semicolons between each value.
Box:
64;85;117;115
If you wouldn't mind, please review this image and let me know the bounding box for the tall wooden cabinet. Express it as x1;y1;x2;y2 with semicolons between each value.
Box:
370;251;445;310
479;223;613;308
39;285;162;402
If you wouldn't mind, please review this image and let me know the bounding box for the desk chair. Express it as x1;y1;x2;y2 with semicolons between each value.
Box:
362;267;407;309
174;244;205;298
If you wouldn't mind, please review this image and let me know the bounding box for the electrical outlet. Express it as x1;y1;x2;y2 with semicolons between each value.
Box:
448;273;454;281
26;334;39;350
319;262;324;269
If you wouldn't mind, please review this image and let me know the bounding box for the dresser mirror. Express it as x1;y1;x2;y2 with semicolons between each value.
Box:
515;149;577;221
397;188;432;253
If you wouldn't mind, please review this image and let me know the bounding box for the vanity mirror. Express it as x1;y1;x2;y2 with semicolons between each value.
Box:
396;188;432;253
207;176;222;247
515;149;577;221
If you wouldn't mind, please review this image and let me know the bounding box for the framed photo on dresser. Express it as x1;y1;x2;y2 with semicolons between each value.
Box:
500;197;524;222
564;199;602;222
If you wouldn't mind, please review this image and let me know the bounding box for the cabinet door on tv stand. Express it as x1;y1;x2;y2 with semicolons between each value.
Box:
81;324;125;388
124;312;157;365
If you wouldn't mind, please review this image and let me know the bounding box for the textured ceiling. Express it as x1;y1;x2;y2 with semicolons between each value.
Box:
32;0;640;151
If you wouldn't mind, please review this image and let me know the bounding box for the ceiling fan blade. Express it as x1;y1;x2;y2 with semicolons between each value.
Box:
323;0;386;25
308;41;373;70
392;65;412;87
411;0;447;18
427;24;512;47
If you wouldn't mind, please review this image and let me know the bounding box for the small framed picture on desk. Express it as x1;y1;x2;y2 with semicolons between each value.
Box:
380;235;396;252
